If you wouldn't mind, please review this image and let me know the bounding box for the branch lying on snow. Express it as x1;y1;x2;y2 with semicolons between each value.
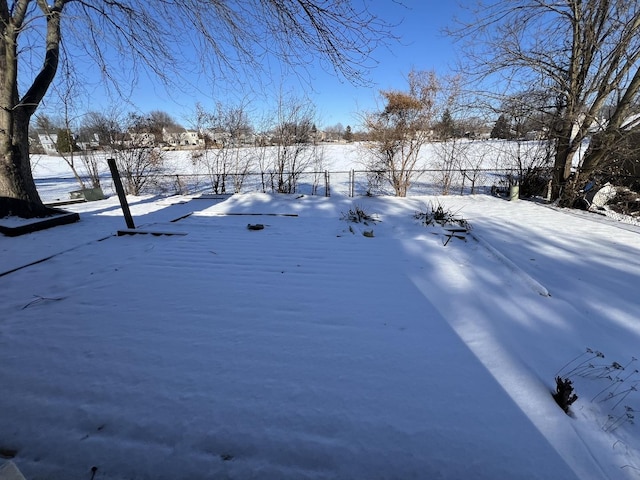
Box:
21;295;67;310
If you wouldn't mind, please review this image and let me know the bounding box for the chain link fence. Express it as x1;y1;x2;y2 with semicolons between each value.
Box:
37;168;533;203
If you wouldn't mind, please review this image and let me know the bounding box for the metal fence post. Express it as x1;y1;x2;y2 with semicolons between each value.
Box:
349;169;355;197
324;170;330;197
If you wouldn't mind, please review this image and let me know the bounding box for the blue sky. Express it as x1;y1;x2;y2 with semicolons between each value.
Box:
42;1;464;130
306;1;463;128
125;1;464;129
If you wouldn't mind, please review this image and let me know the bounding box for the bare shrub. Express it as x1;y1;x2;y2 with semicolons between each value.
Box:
114;147;165;196
341;205;378;224
414;201;469;229
363;70;440;197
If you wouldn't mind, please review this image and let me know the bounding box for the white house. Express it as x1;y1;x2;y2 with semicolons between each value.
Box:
36;132;58;154
162;127;202;147
181;130;201;146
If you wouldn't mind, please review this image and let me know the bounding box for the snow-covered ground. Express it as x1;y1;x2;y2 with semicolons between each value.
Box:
30;140;571;202
1;145;640;479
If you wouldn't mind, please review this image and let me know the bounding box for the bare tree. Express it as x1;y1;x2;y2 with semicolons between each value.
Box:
490;139;555;198
111;114;165;196
364;70;438;197
131;111;181;144
0;0;394;217
191;101;254;194
78;110;122;148
33;111;89;191
457;141;491;194
432;138;466;195
497;91;556;141
429;75;475;195
486;90;556;197
267;93;320;194
77;150;103;190
451;0;640;204
76;108;126;189
309;143;327;195
36;62;94;191
324;123;345;142
114;146;165;196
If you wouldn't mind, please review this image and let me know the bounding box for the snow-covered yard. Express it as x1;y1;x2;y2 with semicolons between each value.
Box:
2;190;640;479
28;141;563;202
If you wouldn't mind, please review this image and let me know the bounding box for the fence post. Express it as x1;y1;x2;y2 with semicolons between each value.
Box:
324;170;330;197
107;158;135;229
350;169;355;197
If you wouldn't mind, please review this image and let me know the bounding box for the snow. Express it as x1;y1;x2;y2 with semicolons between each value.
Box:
28;140;570;202
2;148;640;479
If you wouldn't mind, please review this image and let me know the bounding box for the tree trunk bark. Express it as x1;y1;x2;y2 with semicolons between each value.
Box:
0;10;46;217
0;0;64;218
0;113;48;217
551;123;577;201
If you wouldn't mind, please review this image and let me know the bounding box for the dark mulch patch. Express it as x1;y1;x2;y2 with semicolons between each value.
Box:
0;197;79;237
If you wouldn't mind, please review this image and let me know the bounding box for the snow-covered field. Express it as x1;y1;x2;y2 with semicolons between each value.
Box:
1;145;640;479
30;141;565;202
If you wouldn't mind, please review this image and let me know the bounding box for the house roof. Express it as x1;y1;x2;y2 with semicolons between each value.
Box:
163;126;187;134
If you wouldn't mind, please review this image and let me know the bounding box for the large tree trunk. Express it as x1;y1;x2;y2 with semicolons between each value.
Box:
0;113;49;217
0;7;47;217
550;113;585;204
551;134;575;201
0;0;64;218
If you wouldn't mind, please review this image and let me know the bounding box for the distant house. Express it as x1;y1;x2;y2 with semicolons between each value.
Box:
200;128;231;147
40;132;58;154
28;133;44;154
163;127;202;147
200;128;257;147
77;133;100;151
181;130;201;146
34;131;58;154
162;126;183;147
313;129;327;143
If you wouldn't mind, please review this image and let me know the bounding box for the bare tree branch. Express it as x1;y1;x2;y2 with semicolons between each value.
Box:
1;0;397;216
450;0;640;202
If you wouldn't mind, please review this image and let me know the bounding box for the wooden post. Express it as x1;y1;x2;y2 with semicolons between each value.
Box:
107;158;136;229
